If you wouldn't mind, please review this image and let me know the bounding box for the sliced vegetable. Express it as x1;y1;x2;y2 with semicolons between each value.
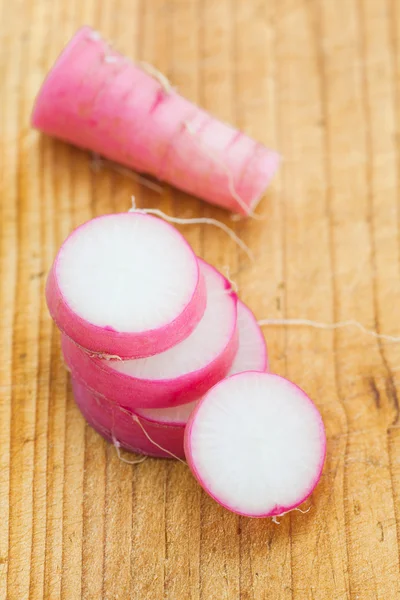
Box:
47;212;205;358
185;372;326;517
62;259;237;409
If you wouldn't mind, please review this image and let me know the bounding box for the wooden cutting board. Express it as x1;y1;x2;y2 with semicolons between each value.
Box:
1;0;399;598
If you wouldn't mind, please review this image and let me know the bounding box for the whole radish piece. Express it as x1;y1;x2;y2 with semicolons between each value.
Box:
32;27;280;215
185;372;326;517
47;213;206;358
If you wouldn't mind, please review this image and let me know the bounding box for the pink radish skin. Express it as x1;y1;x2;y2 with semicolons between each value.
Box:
71;300;267;459
71;377;186;459
32;26;280;215
184;372;326;518
47;213;206;358
138;300;268;425
62;259;237;409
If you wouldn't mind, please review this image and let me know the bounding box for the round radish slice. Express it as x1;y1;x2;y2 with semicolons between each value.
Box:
185;372;326;517
46;213;206;358
62;259;238;409
138;300;267;425
72;377;186;459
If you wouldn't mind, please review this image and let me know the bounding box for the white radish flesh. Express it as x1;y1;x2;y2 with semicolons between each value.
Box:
62;259;238;409
46;213;206;358
137;300;267;424
184;372;326;517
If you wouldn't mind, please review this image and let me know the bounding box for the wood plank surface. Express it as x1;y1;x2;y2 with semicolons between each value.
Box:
1;1;400;598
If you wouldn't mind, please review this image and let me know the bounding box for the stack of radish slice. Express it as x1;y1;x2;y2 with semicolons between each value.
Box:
47;213;326;518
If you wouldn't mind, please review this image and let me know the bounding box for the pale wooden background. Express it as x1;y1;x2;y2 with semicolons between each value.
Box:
1;0;400;598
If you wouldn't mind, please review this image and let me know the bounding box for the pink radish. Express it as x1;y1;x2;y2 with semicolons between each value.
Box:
138;300;268;424
71;377;185;459
185;372;326;517
71;300;267;459
62;259;237;409
32;26;280;215
47;212;206;358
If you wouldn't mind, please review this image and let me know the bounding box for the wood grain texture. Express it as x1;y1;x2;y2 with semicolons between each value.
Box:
1;0;400;598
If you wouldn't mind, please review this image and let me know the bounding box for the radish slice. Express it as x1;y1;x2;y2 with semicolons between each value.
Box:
138;300;267;424
184;372;326;517
62;259;238;409
71;377;185;459
47;213;206;358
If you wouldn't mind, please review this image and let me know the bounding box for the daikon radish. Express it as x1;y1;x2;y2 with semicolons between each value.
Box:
32;26;280;215
47;213;206;358
185;372;326;517
62;259;238;409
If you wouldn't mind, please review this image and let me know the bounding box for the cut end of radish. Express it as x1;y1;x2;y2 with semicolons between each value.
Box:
241;149;281;216
185;372;326;517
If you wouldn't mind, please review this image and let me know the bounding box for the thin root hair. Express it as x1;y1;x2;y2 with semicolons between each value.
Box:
272;505;311;524
112;435;148;465
183;120;265;220
257;318;400;343
131;415;187;464
138;61;174;94
129;199;254;261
